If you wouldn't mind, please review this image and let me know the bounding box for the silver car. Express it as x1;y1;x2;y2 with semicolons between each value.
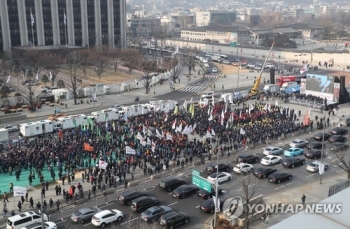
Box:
289;139;308;148
71;207;102;224
2;124;18;132
263;146;283;155
306;161;329;173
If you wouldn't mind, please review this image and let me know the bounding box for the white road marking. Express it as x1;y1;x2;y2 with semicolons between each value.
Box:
145;188;155;193
120;217;140;225
236;189;242;192
84;223;92;227
196;205;200;208
168;192;173;195
306;173;317;178
168;202;178;206
100;203;114;208
275;185;285;190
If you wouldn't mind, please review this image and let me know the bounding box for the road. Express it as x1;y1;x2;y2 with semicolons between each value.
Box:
51;127;348;229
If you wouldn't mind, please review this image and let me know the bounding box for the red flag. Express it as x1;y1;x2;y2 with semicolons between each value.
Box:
84;142;94;152
58;129;63;139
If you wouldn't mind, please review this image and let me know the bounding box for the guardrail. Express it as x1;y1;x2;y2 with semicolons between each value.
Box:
328;180;350;197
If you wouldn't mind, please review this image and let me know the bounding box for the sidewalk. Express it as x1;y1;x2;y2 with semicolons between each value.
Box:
249;172;348;229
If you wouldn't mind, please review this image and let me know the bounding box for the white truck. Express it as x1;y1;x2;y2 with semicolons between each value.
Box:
149;100;177;112
211;55;222;62
0;129;9;143
263;84;280;93
55;114;89;130
20;120;55;137
91;109;120;123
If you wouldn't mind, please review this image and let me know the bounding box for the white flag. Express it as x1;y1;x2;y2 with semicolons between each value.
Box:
64;12;67;25
182;125;188;134
125;146;136;155
275;100;279;106
240;128;246;135
212;94;215;106
300;64;308;74
36;72;39;80
98;160;108;169
6;75;11;83
14;186;27;197
166;133;173;141
208;114;213;121
213;196;221;213
211;129;215;136
49;72;53;80
156;129;163;138
176;122;183;133
31;12;35;26
142;125;146;134
151;141;156;152
147;137;151;145
136;132;143;140
208;106;211;116
205;130;212;138
172;120;176;129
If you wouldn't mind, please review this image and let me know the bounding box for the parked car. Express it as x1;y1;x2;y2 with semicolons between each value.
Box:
197;188;224;200
159;177;186;192
330;127;348;135
253;167;277;179
206;163;230;174
71;207;101;224
268;172;292;184
140;205;172;223
2;124;19;132
201;91;215;99
118;190;147;205
304;149;322;159
339;117;350;127
91;209;123;227
289;139;308;148
314;132;331;141
233;163;254;174
328;135;347;143
330;142;349;151
159;211;190;228
173;184;200;199
199;198;225;214
207;172;232;184
306;142;324;150
236;154;259;164
282;157;306;168
222;60;231;64
284;148;304;157
130;196;160;213
263;146;283;155
261;155;282;166
306;161;329;173
21;222;57;229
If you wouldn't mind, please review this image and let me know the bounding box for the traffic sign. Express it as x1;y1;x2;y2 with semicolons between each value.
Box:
192;170;212;192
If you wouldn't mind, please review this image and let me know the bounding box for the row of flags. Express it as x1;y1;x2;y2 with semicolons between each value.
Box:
6;71;54;83
31;11;66;26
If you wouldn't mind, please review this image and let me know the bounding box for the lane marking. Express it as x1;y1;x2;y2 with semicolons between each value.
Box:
120;217;140;225
306;173;317;178
168;202;178;206
55;220;67;225
196;205;200;208
100;203;114;208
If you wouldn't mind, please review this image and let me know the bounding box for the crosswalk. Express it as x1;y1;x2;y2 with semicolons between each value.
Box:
204;75;218;79
179;85;207;92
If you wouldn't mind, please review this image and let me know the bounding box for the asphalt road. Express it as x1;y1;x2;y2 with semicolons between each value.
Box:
51;128;348;229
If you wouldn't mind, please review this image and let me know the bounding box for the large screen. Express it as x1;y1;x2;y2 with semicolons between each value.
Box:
305;74;335;102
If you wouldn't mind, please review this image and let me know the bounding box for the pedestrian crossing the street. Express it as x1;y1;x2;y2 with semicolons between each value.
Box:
179;85;207;92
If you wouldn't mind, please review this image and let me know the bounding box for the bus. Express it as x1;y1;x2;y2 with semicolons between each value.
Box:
220;54;228;60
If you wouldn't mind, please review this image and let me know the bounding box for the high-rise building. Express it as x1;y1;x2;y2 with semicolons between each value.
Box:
0;0;127;53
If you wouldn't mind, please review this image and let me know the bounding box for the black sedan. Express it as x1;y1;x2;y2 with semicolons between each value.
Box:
330;142;349;151
173;185;200;199
140;205;172;223
268;172;292;184
253;167;277;179
314;132;331;141
328;135;347;143
206;163;230;174
236;154;259;164
199;198;225;214
330;127;348;135
282;157;306;168
304;149;322;159
197;188;224;200
306;142;324;150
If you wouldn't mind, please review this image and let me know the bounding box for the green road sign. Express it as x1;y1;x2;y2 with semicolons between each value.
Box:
192;169;212;192
230;42;237;47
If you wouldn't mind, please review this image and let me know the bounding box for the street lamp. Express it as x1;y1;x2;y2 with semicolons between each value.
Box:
26;185;45;229
320;118;326;184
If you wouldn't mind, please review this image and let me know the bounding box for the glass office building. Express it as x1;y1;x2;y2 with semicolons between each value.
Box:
0;0;127;52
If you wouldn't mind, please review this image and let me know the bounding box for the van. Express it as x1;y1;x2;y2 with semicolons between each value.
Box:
130;196;160;213
6;211;48;229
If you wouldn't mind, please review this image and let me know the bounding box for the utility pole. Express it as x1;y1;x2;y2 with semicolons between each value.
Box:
26;185;44;229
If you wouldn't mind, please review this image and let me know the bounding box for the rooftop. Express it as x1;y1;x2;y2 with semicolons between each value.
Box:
279;23;324;30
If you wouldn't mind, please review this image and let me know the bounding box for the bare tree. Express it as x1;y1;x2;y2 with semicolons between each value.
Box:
65;51;83;105
181;49;196;75
17;50;47;80
19;84;38;111
108;49;122;73
139;59;157;94
92;54;110;79
121;50;141;75
42;52;64;86
238;174;262;229
76;49;93;78
332;150;350;179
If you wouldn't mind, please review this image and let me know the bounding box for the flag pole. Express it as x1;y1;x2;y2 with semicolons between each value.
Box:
31;9;35;48
64;11;68;46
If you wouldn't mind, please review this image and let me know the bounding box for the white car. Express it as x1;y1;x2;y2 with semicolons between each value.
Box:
247;63;255;68
110;104;122;111
265;63;275;68
222;60;231;64
289;139;308;148
2;124;19;132
263;146;283;156
201;91;215;99
21;222;57;229
261;155;282;166
207;172;232;184
233;163;254;174
91;209;123;227
212;68;218;73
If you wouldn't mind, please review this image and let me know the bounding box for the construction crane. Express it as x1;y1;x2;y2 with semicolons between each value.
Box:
250;42;275;95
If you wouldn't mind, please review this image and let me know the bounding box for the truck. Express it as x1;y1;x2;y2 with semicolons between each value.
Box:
149;100;177;112
0;129;9;143
263;84;280;93
55;114;90;130
211;55;222;62
91;109;119;123
20;120;55;137
275;75;306;87
280;82;298;91
120;104;149;118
